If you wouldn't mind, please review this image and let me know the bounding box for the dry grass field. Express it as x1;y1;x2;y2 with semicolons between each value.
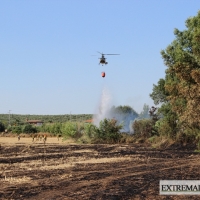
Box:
0;136;200;199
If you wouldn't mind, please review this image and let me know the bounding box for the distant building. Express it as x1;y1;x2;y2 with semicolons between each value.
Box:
84;119;93;123
26;120;43;126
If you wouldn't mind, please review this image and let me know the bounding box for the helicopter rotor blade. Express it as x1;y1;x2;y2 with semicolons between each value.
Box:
104;54;120;55
96;51;120;55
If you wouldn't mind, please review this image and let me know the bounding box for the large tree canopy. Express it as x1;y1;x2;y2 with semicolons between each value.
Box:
110;105;138;132
160;11;200;128
110;105;138;117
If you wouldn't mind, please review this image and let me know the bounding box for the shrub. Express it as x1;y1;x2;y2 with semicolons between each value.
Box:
92;118;123;143
155;119;175;138
11;126;22;134
61;122;83;139
176;128;200;145
52;123;62;135
0;121;5;132
119;133;135;143
133;119;157;138
22;124;37;133
38;123;51;133
83;123;97;138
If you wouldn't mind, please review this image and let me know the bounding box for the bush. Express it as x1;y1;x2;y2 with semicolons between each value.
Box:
0;121;5;132
133;119;157;138
155;119;175;138
12;126;22;134
38;123;63;136
52;123;62;135
176;128;200;145
61;122;83;139
22;124;38;133
83;123;97;138
92;118;123;143
38;123;51;133
118;133;135;143
75;123;98;144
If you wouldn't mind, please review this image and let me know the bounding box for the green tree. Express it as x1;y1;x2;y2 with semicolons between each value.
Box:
112;105;138;116
161;11;200;129
150;11;200;140
110;105;138;132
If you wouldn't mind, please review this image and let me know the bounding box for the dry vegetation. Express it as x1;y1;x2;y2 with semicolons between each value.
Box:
0;137;200;199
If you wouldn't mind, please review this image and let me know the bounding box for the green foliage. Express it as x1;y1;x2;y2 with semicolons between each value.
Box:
150;79;169;105
155;118;175;138
0;114;92;124
77;123;97;144
133;119;157;138
118;133;135;144
12;117;25;126
6;126;12;132
149;106;159;122
133;106;160;139
11;126;22;134
0;121;5;132
52;123;62;134
83;123;97;138
93;118;123;143
176;128;200;145
148;135;158;143
161;11;200;128
61;122;83;139
157;103;178;136
22;124;38;134
149;11;200;146
38;123;50;133
38;123;63;135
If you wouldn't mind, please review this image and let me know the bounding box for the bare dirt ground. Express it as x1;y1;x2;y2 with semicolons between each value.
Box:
0;137;200;200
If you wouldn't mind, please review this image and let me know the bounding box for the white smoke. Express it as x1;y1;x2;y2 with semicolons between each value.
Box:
93;86;139;133
129;119;136;134
93;86;112;127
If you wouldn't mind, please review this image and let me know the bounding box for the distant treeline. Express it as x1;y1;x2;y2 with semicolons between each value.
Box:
0;114;92;126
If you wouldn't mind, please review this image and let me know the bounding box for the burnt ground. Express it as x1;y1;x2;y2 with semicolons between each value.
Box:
0;141;200;200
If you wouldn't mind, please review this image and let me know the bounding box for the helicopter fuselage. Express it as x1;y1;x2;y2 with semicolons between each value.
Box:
97;52;119;65
99;56;108;65
100;59;108;65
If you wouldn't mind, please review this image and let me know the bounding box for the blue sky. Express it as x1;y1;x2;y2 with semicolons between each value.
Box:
0;1;199;115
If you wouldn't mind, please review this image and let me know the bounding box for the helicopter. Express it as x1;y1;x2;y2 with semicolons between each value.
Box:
97;52;120;65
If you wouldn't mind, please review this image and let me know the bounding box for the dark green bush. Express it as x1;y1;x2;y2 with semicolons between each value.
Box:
155;119;175;138
0;121;5;132
133;119;157;138
22;124;37;133
92;118;123;143
12;126;22;134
